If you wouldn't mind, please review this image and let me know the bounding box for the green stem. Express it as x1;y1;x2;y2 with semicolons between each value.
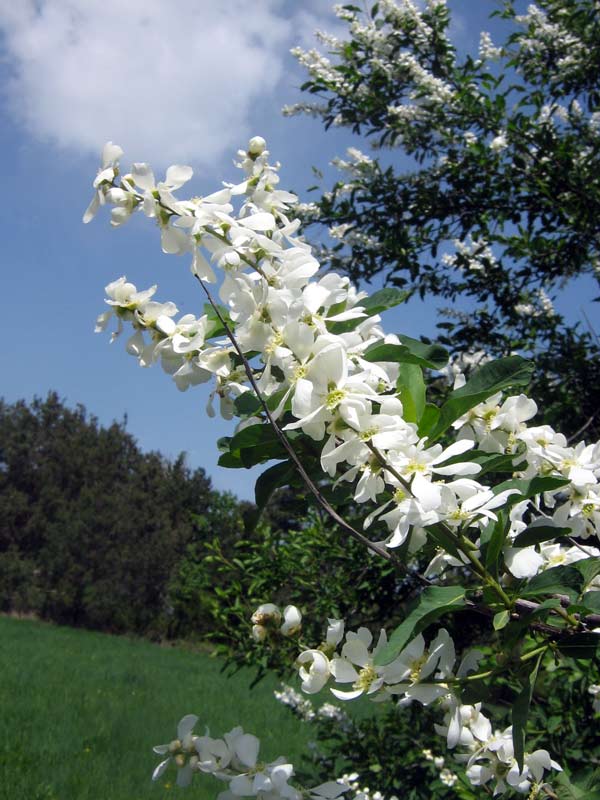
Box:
520;644;549;664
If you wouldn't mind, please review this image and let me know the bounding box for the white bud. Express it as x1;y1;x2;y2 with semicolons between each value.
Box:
281;605;302;637
251;603;282;626
252;624;267;642
248;136;267;156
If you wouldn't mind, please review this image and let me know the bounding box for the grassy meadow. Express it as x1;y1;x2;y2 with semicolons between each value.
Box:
0;617;312;800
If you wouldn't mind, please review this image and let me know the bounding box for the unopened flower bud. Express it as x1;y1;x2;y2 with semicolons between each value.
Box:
248;136;267;156
252;624;267;642
251;603;282;626
281;605;302;637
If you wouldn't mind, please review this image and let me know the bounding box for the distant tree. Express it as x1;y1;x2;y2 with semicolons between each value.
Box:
288;0;600;438
0;393;215;633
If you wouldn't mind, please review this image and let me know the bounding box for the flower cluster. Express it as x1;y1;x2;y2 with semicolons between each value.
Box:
88;137;600;573
293;617;562;795
87;134;599;797
153;714;349;800
273;684;350;728
251;604;302;642
340;772;399;800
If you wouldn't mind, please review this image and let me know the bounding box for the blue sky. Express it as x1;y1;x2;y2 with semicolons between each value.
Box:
1;1;597;501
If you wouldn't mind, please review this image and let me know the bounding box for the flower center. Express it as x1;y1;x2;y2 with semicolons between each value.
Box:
353;664;377;692
410;653;428;683
360;426;379;441
326;388;346;411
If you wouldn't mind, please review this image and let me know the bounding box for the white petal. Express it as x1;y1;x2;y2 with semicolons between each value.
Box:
132;162;156;191
165;164;193;188
505;546;544;579
83;192;100;223
239;212;276;231
235;733;260;768
432;439;474;464
341;639;370;668
330;687;364;701
330;658;359;683
178;714;199;740
102;141;123;166
311;781;348;799
152;758;170;781
177;764;193;787
412;473;441;511
230;775;254;796
161;226;190;255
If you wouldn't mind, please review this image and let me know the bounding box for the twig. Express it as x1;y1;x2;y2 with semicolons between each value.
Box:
194;274;432;585
567;412;598;444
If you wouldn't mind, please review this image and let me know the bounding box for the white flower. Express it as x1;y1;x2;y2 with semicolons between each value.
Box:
490;133;508;152
297;649;332;694
152;714;199;787
83;142;124;223
589;684;600;712
281;605;303;636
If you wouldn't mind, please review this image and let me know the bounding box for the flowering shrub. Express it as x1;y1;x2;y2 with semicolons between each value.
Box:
287;0;600;443
85;132;600;798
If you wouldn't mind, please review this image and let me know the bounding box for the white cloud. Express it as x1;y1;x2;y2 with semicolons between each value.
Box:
0;0;335;167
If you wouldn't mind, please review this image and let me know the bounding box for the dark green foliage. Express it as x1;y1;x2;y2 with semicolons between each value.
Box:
297;703;461;800
294;0;600;438
173;502;408;678
0;393;220;635
292;656;600;800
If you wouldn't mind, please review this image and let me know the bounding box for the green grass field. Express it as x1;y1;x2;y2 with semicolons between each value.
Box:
0;617;312;800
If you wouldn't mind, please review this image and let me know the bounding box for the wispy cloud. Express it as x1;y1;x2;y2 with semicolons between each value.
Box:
0;0;334;167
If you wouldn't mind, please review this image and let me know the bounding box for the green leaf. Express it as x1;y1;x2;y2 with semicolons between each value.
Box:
374;586;466;666
491;475;571;507
521;565;584;601
254;460;296;512
396;363;425;423
203;302;232;338
574;557;600;587
363;288;411;315
329;288;411;333
363;337;448;370
396;334;448;369
224;424;288;468
555;769;600;800
582;591;600;613
480;513;507;575
218;451;244;468
493;610;510;630
417;404;440;438
512;650;544;771
229;423;277;450
513;523;571;548
427;356;534;440
234;393;262;416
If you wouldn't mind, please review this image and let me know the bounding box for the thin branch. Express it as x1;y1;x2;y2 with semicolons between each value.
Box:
194;274;432;585
567;412;599;444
